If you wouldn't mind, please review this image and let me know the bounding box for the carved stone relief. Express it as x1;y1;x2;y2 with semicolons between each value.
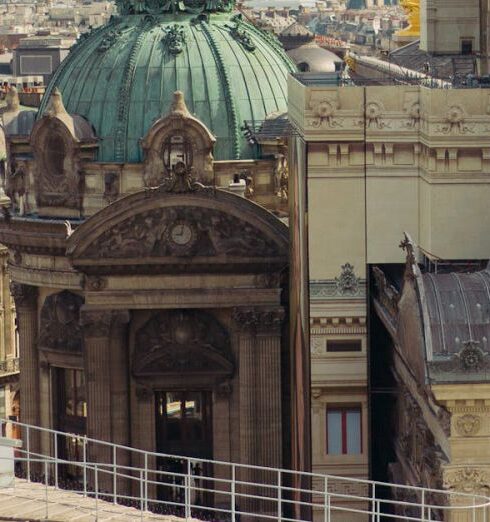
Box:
133;310;233;376
10;282;37;309
455;414;481;437
273;154;288;202
84;205;280;259
308;94;341;128
436;105;474;134
335;263;360;296
232;306;284;334
444;468;490;494
39;291;84;352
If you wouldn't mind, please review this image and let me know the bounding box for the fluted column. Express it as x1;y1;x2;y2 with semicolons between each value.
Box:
233;306;285;518
11;282;39;467
255;308;284;470
110;310;130;496
81;309;113;492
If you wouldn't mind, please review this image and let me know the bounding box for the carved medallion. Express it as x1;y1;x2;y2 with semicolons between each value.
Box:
455;414;481;437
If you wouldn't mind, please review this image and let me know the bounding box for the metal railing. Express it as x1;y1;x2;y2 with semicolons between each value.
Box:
1;418;490;522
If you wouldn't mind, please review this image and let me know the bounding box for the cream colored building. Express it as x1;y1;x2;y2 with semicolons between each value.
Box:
288;76;490;519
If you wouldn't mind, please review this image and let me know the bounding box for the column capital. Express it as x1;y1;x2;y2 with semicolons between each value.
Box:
232;306;285;334
112;310;130;327
10;282;37;310
80;309;113;338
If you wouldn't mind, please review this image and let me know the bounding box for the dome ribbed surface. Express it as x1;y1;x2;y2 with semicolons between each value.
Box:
38;14;295;162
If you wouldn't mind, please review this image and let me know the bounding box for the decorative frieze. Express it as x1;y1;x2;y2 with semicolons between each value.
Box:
443;467;490;495
232;306;285;334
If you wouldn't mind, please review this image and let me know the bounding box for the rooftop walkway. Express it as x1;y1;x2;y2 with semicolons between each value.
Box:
0;479;190;522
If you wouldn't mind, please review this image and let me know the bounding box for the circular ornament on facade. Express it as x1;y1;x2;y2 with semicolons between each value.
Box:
169;221;196;250
460;343;483;370
446;105;464;124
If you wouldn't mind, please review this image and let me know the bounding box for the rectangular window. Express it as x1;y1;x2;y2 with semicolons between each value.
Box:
461;39;473;55
326;406;361;455
326;340;362;352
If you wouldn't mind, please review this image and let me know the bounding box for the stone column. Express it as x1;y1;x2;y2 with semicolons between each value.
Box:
110;311;130;497
81;309;113;493
10;282;39;471
233;306;285;518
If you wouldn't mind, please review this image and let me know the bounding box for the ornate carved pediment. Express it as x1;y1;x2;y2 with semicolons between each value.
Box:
133;310;233;377
39;290;84;352
67;187;289;273
83;205;278;259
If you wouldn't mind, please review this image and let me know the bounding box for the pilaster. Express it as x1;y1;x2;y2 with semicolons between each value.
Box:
80;309;113;490
10;282;39;462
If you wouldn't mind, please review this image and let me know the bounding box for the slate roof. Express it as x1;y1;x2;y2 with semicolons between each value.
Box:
389;40;476;79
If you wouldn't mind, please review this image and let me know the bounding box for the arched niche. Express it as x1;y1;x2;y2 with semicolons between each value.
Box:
141;91;216;188
133;309;233;388
38;290;84;354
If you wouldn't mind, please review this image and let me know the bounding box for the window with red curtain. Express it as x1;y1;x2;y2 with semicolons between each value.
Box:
326;406;362;455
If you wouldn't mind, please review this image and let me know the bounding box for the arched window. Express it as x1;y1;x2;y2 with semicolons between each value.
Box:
162;134;193;172
45;132;66;178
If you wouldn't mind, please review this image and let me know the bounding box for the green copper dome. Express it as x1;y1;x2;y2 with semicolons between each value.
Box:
38;4;296;162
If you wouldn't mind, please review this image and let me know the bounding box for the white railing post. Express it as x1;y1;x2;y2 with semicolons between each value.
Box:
473;495;477;522
144;452;148;512
44;459;49;520
54;434;58;489
185;459;191;520
371;483;376;522
421;489;426;522
113;445;117;505
26;425;30;482
82;437;87;497
324;476;329;522
140;469;144;521
95;463;99;519
277;469;282;522
231;464;236;522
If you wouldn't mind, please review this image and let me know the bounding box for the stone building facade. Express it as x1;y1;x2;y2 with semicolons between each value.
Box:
0;0;301;510
288;78;490;520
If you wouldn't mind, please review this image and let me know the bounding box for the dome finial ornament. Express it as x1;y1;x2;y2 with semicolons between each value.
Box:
170;91;190;116
46;88;68;117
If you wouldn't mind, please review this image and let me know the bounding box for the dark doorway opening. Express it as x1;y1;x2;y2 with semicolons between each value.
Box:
155;391;213;507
